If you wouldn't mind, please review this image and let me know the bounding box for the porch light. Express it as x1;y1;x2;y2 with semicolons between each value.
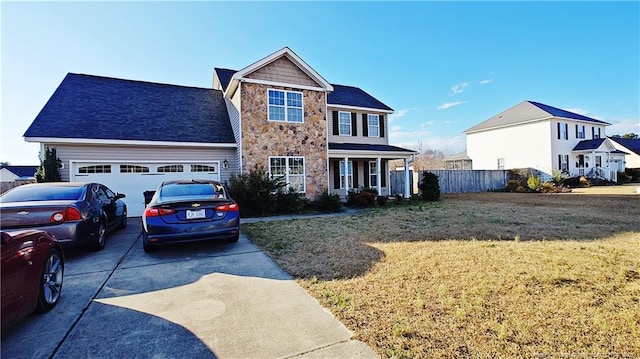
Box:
223;159;229;169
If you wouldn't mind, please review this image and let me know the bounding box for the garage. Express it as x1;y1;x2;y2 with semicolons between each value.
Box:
71;161;220;217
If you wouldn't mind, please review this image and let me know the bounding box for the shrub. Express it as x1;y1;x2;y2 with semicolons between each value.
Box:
376;196;389;206
35;147;62;183
506;180;519;192
527;176;542;192
312;192;343;213
418;172;440;201
618;171;632;184
541;182;556;193
227;165;286;217
394;194;404;204
355;191;376;207
275;188;308;214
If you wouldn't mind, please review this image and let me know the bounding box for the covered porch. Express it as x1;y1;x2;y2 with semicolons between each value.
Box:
571;138;627;182
328;143;416;199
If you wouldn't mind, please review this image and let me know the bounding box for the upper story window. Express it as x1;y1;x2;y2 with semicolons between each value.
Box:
557;122;568;140
368;114;380;137
576;125;585;139
268;89;303;123
592;126;601;139
339;111;352;136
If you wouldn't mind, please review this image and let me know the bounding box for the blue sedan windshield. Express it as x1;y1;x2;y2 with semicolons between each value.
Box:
0;186;85;202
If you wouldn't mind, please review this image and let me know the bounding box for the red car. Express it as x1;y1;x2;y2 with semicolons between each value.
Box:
1;230;64;332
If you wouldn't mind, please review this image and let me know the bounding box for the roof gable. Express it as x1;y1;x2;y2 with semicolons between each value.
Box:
465;101;610;133
24;74;235;144
609;137;640;156
0;165;38;178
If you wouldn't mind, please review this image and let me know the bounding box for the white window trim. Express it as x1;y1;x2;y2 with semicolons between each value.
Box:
368;114;380;137
338;111;352;136
268;156;306;193
339;160;353;189
368;161;378;186
267;89;304;123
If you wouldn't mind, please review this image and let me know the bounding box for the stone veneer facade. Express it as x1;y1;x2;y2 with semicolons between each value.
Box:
240;82;328;198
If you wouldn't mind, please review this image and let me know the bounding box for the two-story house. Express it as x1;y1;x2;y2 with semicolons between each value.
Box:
454;100;626;181
23;47;415;216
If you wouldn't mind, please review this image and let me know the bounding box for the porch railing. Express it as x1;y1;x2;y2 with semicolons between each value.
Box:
575;167;617;182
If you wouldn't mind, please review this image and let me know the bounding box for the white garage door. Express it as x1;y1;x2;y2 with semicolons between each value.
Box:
71;161;220;217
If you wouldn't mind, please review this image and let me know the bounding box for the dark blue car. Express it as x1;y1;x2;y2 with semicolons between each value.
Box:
141;179;240;253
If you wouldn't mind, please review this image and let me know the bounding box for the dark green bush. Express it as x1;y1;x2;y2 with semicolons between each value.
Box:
418;172;440;201
275;188;308;214
377;196;389;206
227;165;286;217
312;192;343;213
355;191;376;207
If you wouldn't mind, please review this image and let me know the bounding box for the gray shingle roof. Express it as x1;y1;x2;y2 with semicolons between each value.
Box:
328;143;416;153
465;101;610;133
24;73;235;144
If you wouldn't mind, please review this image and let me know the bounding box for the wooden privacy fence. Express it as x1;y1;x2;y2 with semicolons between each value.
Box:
391;170;510;195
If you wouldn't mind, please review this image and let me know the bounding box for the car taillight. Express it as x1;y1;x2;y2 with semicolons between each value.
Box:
215;203;239;212
50;207;82;223
144;207;176;217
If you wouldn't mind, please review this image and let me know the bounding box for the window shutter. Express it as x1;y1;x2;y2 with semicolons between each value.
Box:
351;113;357;136
380;115;385;138
362;114;368;137
381;161;387;187
557;123;561;139
364;162;370;187
564;124;568;140
353;161;359;188
333;161;340;189
575;124;578;138
332;111;339;136
558;155;562;170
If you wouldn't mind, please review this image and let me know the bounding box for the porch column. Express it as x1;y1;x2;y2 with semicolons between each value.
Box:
344;156;349;199
404;157;410;198
376;157;382;195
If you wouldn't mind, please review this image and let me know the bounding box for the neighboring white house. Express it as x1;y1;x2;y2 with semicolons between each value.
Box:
609;137;640;168
461;100;625;181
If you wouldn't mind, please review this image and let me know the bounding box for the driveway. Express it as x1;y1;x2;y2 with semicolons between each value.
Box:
1;220;378;358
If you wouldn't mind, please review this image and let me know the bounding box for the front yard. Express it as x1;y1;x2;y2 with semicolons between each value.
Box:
242;192;640;358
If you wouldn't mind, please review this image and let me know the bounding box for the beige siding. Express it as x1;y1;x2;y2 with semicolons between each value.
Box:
44;143;237;182
327;108;389;145
246;57;319;87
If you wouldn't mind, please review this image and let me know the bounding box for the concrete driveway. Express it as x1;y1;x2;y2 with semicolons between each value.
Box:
1;220;378;358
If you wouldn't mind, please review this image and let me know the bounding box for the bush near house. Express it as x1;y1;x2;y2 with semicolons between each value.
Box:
310;192;343;213
418;171;440;201
35;147;62;183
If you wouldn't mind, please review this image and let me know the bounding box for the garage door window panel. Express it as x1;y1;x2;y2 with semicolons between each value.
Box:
191;165;217;173
78;165;111;174
157;165;184;173
120;165;149;173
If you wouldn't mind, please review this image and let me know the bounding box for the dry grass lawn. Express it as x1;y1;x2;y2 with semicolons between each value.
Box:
242;192;640;358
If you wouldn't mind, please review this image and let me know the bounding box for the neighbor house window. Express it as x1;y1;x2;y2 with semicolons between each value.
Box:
558;155;569;171
78;165;111;174
120;165;149;173
157;165;184;173
497;158;505;170
557;122;568;140
339;160;353;189
269;156;306;193
338;111;351;136
369;161;378;186
268;89;303;123
368;114;380;137
576;125;585;139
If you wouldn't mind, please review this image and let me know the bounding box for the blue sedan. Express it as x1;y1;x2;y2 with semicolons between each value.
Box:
141;179;240;253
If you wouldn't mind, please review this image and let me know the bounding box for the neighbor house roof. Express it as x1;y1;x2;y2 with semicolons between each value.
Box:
213;69;393;112
609;137;640;156
24;73;236;145
0;165;38;179
465;100;610;133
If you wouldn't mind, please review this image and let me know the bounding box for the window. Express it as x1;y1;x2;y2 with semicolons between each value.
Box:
269;157;306;193
78;165;111;174
592;126;602;139
338;111;351;136
558;122;568;140
339;160;353;189
576;125;585;139
595;155;602;167
191;164;217;173
497;158;505;170
157;165;184;173
369;161;378;187
120;165;149;173
558;154;569;171
268;89;303;122
368;114;379;137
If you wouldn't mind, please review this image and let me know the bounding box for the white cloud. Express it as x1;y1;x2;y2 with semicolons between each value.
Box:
607;119;640;136
388;108;409;122
390;125;403;131
437;101;466;110
451;82;468;95
480;79;493;84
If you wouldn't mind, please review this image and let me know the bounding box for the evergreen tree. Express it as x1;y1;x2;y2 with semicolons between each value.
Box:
35;147;62;182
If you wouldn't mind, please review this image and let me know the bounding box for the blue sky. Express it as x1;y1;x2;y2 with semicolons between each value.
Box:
2;1;639;165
